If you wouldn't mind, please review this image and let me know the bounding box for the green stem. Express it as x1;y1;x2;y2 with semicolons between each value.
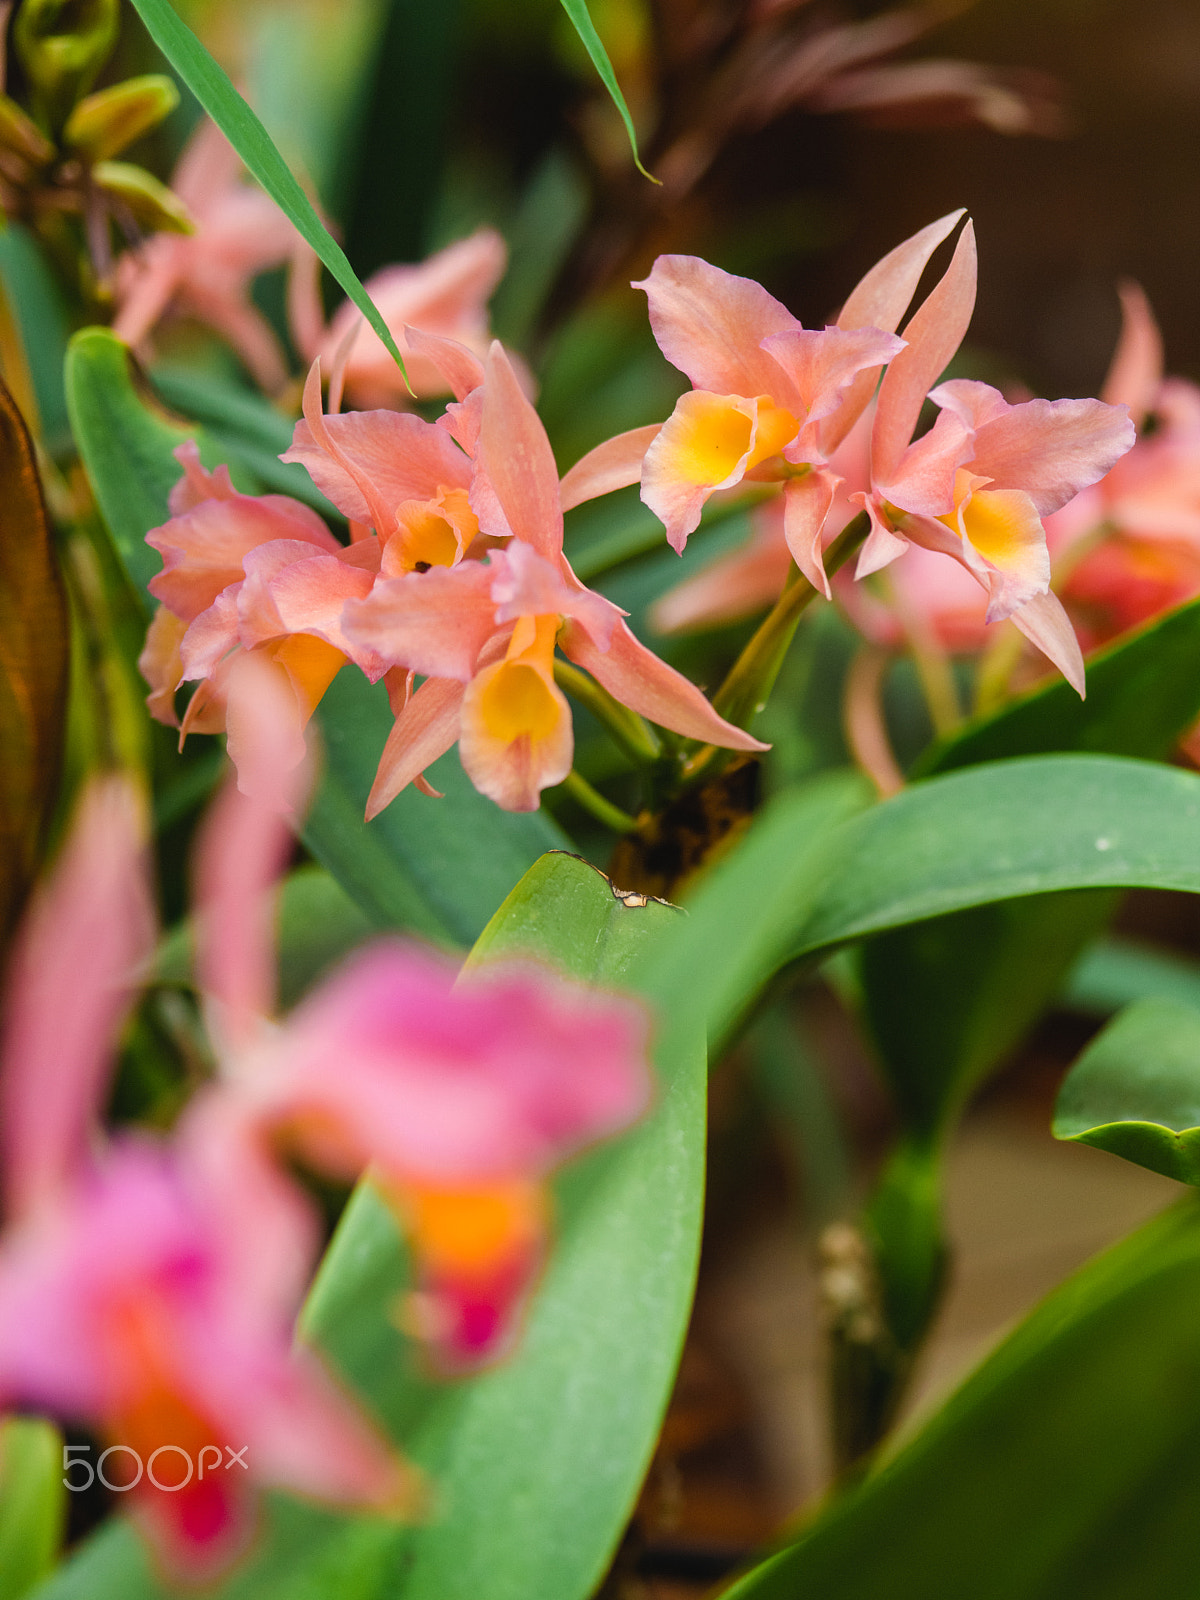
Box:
554;658;661;765
681;512;870;785
555;768;639;833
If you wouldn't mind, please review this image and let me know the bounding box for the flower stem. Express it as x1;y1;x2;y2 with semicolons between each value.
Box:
680;512;870;785
843;644;904;797
554;658;662;765
556;768;639;833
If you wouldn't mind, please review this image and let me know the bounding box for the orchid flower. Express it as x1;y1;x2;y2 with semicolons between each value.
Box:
113;119;308;394
560;213;977;596
139;441;387;799
0;774;414;1580
189;655;654;1373
339;342;767;814
1048;284;1200;646
851;218;1136;693
294;229;508;410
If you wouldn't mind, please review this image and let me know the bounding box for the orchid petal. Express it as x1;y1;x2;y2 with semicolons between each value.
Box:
761;325;905;431
366;677;466;819
633;255;801;399
1;778;154;1219
404;325;487;402
139;605;187;727
343;563;498;683
491;541;624;649
562;617;768;751
640;390;761;552
880;406;974;517
458;636;573;813
559;424;663;511
854;495;911;577
926;377;1010;430
966;396;1136;515
782;470;839;596
871;220;977;485
1010;588;1086;696
475;343;563;560
1102;280;1163;425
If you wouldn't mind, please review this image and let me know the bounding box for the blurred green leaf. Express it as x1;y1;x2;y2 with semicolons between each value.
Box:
0;373;68;947
0;1417;65;1600
65;328;196;611
724;1197;1200;1600
125;0;409;379
34;853;704;1600
1054;998;1200;1183
557;0;656;181
1063;936;1200;1016
305;669;570;948
0;225;72;457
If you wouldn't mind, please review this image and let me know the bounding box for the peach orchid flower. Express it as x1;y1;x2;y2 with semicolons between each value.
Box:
559;212;977;596
851;219;1135;693
192;656;655;1373
340;343;767;814
139;442;391;800
298;229;508;410
113;119;307;394
0;773;414;1581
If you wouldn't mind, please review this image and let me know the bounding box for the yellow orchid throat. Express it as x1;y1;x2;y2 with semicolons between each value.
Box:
391;487;479;573
937;469;1044;570
670;393;798;488
478;614;562;744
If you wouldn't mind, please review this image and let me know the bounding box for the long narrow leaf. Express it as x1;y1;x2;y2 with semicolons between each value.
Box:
125;0;408;381
558;0;658;182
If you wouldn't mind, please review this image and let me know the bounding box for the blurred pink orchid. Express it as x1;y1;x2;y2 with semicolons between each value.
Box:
113;119;308;394
296;229;508;410
0;773;414;1580
190;656;654;1372
340;342;766;814
1050;284;1200;647
851;218;1135;693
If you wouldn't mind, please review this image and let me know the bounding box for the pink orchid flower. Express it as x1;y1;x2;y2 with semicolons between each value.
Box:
338;342;767;814
1049;284;1200;647
0;774;414;1581
113;119;308;395
850;218;1135;693
299;229;508;410
191;656;654;1372
560;213;978;596
139;442;388;800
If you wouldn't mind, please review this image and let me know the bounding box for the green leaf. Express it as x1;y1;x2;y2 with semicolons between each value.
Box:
0;224;72;457
1054;997;1200;1183
34;853;705;1600
0;373;69;949
125;0;409;381
305;668;571;947
656;756;1200;1060
65;328;198;611
0;1417;65;1600
557;0;658;182
1062;936;1200;1017
723;1197;1200;1600
860;595;1200;1138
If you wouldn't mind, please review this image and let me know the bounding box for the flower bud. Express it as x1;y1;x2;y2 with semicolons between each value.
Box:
0;92;54;167
92;160;194;234
12;0;120;131
64;75;180;163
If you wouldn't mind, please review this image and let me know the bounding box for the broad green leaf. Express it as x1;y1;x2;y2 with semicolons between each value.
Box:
0;1417;65;1600
125;0;409;380
656;755;1200;1058
305;668;570;948
0;374;68;947
723;1197;1200;1600
1054;998;1200;1183
557;0;657;182
35;853;705;1600
860;597;1200;1137
65;328;199;609
1063;936;1200;1016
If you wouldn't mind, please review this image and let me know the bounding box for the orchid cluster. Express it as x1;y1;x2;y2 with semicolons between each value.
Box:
134;201;1132;823
0;658;652;1578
